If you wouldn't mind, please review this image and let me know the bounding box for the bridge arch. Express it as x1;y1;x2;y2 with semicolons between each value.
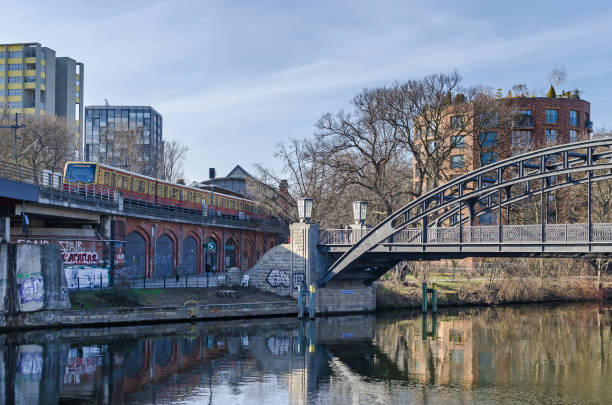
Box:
321;138;612;285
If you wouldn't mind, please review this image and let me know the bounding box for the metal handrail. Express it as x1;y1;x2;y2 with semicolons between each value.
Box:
319;223;612;245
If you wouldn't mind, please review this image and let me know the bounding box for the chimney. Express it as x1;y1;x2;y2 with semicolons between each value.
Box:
279;180;288;194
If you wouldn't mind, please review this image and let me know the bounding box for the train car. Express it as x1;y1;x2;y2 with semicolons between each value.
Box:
63;162;270;220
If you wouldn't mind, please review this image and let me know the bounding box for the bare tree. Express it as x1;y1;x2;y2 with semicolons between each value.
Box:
549;66;567;89
159;139;188;182
381;71;488;196
0;113;73;174
315;87;413;216
101;127;147;174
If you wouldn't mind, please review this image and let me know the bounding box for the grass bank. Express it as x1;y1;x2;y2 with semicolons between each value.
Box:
69;286;294;310
377;277;608;310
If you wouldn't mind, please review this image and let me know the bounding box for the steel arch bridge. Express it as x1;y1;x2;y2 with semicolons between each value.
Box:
319;138;612;285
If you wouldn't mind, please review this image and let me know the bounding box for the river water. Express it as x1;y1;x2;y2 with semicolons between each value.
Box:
1;303;610;404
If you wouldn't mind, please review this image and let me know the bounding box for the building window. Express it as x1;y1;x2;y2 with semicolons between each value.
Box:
545;109;558;123
8;89;22;96
0;51;5;58
512;110;533;127
569;129;578;143
25;76;36;83
479;112;498;128
570;110;579;126
0;65;4;72
8;64;23;71
481;152;498;166
451;136;465;148
8;51;23;58
480;212;497;225
511;130;532;149
450;116;464;130
7;77;22;83
479;132;498;148
8;102;21;109
450;155;465;169
545;129;558;143
427;141;437;153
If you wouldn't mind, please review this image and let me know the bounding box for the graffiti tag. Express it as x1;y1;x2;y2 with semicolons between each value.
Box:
267;335;290;356
292;273;305;290
267;269;290;288
19;275;44;304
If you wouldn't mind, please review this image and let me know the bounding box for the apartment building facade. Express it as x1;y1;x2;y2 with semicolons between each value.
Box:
0;42;84;156
84;105;163;177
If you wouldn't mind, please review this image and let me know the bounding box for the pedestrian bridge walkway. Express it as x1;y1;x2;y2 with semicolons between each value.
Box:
321;223;612;246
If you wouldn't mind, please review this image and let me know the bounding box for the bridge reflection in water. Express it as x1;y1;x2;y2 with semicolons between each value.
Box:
0;304;610;404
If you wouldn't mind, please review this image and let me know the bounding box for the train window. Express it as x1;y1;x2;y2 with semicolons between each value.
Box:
164;186;168;198
171;188;178;199
178;189;183;200
231;200;235;209
104;172;110;185
138;180;145;192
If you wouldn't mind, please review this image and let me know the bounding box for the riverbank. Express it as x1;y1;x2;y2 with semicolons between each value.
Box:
377;276;610;309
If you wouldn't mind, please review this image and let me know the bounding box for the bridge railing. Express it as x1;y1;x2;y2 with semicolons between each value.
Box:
320;223;612;245
0;160;40;184
318;228;371;244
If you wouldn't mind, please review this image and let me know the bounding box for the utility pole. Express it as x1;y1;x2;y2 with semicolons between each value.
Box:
209;168;216;216
0;113;26;160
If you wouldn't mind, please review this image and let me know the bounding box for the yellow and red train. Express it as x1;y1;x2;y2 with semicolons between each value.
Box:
62;162;269;219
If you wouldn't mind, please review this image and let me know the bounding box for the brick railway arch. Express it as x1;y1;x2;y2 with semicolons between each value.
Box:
320;138;612;285
182;235;198;275
155;234;175;277
125;225;151;277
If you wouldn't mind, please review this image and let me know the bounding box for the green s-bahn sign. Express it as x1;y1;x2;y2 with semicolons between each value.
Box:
206;240;217;251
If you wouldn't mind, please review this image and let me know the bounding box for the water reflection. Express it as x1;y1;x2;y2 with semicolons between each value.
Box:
0;304;610;404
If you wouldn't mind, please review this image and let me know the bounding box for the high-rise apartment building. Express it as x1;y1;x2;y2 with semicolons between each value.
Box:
0;42;84;156
84;105;163;177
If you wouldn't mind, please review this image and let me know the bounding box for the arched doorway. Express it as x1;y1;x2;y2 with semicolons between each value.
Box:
125;231;146;278
155;234;174;277
182;236;198;274
204;237;218;272
224;238;236;270
241;239;253;270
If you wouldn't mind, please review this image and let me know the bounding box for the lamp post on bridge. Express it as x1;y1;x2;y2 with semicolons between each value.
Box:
350;201;369;242
297;197;314;223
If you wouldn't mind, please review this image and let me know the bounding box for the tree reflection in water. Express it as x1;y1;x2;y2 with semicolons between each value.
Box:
0;303;609;404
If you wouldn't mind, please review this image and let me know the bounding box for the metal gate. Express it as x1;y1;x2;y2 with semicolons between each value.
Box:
155;235;174;277
182;236;198;274
125;231;146;278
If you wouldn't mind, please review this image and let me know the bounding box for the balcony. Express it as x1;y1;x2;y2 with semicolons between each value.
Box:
512;115;534;128
585;120;593;130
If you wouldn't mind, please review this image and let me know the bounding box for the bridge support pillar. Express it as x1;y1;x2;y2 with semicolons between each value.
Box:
292;222;377;315
0;217;9;243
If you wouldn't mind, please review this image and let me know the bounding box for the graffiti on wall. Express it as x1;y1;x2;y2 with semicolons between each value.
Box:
17;272;44;304
292;273;305;290
267;269;290;288
266;335;290;356
16;238;114;289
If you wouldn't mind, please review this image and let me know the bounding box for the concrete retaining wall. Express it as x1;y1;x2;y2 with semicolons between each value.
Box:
245;223;377;314
4;301;297;330
0;243;70;327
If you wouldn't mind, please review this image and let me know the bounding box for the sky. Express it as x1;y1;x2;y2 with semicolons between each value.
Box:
3;0;612;181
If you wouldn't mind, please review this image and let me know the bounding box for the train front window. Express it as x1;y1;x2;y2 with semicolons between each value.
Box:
66;164;96;184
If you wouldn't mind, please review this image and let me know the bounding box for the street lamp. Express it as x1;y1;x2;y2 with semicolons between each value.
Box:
352;201;368;225
297;198;314;223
